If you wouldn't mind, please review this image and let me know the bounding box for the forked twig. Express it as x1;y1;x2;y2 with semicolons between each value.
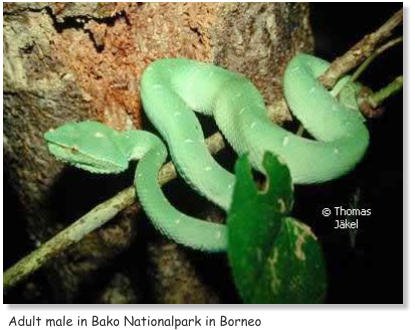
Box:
319;9;403;88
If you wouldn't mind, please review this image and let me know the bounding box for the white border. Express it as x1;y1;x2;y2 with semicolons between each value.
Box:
1;1;411;330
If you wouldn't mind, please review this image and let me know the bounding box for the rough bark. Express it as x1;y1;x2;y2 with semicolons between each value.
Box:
3;2;313;303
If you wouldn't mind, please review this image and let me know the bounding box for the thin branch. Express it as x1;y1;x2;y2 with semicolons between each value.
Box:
3;187;136;290
357;75;403;118
351;37;403;82
319;8;403;88
368;75;403;108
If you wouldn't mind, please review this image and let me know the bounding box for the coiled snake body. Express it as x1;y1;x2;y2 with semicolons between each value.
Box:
45;54;369;252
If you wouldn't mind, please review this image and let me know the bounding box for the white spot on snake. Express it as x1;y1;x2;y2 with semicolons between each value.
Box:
334;148;339;154
291;66;301;73
133;146;142;155
174;112;181;117
184;139;193;143
204;166;212;171
216;231;222;239
152;84;163;89
94;132;104;138
283;136;289;147
309;86;316;94
276;155;286;165
239;107;247;115
175;219;181;224
208;71;214;78
228;183;233;189
250;122;257;129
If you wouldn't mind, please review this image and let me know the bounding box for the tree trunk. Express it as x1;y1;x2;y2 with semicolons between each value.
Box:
3;2;313;303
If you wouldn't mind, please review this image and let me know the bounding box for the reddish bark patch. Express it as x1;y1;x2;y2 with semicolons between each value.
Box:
49;3;216;130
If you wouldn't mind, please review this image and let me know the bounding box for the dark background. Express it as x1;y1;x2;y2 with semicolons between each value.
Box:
308;2;403;303
4;3;403;303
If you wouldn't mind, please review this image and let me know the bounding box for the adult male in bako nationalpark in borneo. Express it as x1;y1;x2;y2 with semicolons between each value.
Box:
8;314;262;328
4;2;402;308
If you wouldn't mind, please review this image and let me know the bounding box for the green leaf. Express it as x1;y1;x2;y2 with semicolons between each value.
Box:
227;152;327;303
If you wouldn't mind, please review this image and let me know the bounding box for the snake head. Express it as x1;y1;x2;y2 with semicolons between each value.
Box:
44;121;128;174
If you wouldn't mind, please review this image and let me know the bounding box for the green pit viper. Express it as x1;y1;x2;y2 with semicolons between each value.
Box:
44;54;369;252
